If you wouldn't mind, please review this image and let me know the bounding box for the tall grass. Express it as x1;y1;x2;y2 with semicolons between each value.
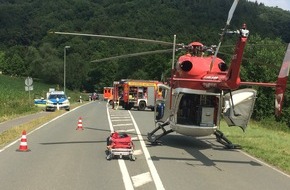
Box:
0;75;85;122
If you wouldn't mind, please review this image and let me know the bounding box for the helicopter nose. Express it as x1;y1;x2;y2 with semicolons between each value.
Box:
180;61;193;72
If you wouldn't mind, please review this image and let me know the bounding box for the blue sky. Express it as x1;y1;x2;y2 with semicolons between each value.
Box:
248;0;290;11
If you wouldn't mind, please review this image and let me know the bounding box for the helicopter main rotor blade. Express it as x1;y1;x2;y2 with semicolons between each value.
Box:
227;0;239;25
50;31;173;46
91;49;173;63
210;0;239;70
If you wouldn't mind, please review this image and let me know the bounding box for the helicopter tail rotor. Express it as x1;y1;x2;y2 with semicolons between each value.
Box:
275;43;290;116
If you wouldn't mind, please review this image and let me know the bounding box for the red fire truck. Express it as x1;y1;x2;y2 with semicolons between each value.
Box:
113;79;162;110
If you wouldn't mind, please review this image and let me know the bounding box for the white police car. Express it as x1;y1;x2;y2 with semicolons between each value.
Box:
45;91;70;111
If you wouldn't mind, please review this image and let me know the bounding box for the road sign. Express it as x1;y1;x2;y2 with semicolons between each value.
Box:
25;86;33;91
25;77;33;86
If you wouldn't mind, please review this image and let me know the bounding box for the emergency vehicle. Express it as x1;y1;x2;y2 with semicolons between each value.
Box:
45;91;70;111
103;87;114;103
113;79;162;111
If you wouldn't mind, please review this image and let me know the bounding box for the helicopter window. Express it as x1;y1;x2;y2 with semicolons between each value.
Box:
162;89;167;99
177;94;217;126
157;87;166;99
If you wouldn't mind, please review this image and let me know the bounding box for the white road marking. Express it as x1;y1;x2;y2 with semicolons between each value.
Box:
119;160;134;190
107;107;134;190
117;129;135;133
128;111;165;190
239;150;290;178
113;123;133;127
133;149;143;155
111;119;132;122
110;116;131;119
131;172;152;187
0;104;86;153
131;137;138;141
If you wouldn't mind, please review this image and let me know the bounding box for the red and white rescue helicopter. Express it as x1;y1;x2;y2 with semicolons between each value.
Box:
149;30;289;148
51;0;290;148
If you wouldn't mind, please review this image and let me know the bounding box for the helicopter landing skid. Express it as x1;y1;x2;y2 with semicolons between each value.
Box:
147;121;173;144
214;130;242;149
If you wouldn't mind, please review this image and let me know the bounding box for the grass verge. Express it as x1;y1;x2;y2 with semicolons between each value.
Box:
0;103;82;149
220;120;290;175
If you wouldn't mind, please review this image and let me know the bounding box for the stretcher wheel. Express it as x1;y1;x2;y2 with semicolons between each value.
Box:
129;155;136;161
106;154;112;160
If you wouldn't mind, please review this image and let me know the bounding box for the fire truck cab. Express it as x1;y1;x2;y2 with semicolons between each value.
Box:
103;87;114;104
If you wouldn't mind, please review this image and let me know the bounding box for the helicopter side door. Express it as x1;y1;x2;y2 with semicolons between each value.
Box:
223;88;257;131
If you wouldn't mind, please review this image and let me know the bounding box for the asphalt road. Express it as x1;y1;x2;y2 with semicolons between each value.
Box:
0;101;290;190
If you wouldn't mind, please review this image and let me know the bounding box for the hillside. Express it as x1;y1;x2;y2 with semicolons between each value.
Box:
0;0;290;124
0;0;289;88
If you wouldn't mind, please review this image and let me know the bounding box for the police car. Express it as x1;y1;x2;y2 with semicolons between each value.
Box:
45;91;70;111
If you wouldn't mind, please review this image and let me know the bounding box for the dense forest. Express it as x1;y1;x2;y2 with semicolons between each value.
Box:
0;0;290;124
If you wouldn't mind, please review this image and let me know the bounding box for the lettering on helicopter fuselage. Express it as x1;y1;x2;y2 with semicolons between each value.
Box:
202;76;219;88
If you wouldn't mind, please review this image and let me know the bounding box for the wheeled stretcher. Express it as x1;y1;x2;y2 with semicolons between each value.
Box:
106;132;136;161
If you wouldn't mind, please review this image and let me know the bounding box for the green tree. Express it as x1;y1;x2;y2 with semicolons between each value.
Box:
2;46;27;76
66;52;89;90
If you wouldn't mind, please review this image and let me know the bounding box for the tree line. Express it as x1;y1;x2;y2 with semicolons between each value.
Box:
0;0;290;125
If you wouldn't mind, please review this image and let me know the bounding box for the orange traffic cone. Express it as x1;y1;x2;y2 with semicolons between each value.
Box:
76;117;84;130
17;130;30;152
